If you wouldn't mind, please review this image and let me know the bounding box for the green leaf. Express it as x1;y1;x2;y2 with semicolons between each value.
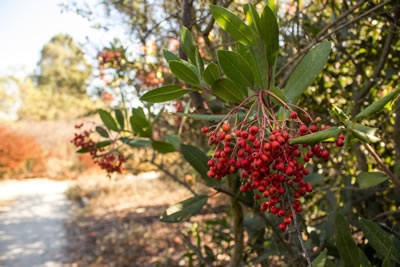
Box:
304;172;324;187
357;172;388;189
360;219;399;262
354;88;400;120
284;42;332;104
289;126;343;145
98;109;119;131
175;112;233;121
165;134;182;150
212;78;247;103
95;140;113;148
95;126;109;138
152;140;176;154
203;62;220;85
210;5;255;46
218;50;254;88
259;5;279;68
130;107;152;137
120;137;152;148
269;87;287;106
358;248;373;267
244;4;261;34
169;60;200;85
163;49;180;62
236;43;262;87
181;144;220;187
181;27;197;64
335;214;360;267
115;109;124;130
312;248;327;267
140;85;194;103
343;121;380;143
195;50;204;75
160;195;208;223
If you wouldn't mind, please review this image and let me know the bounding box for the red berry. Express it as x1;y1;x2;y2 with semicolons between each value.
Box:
290;111;297;119
249;125;259;135
309;125;317;133
201;126;209;133
279;222;287;231
221;123;230;132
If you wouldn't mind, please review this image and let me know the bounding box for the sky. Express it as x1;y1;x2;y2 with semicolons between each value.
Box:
0;0;119;78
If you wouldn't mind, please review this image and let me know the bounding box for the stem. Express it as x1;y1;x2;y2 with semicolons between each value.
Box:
227;175;244;267
364;143;400;191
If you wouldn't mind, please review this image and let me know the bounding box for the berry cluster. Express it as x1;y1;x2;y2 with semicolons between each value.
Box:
71;123;126;174
202;113;343;230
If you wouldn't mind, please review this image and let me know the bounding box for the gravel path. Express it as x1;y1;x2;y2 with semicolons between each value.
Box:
0;179;73;267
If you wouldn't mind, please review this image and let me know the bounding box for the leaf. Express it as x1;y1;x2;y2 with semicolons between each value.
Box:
269;87;287;106
358;248;373;267
304;172;323;187
357;172;388;189
212;78;247;103
152;140;176;154
163;49;180;62
210;5;255;46
98;109;119;131
203;62;220;85
343;121;380;143
181;26;197;64
181;144;220;187
175;112;232;121
130;107;152;137
335;214;360;267
95;126;109;138
160;195;208;223
312;248;327;267
284;42;332;104
140;85;194;103
244;4;261;34
236;42;262;87
169;60;200;85
120;137;152;147
115;109;124;130
218;50;254;88
259;5;279;68
195;50;204;75
165;134;182;150
360;219;399;262
354;88;400;120
289;126;343;145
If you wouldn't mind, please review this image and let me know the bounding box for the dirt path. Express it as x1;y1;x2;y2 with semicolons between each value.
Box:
0;179;73;267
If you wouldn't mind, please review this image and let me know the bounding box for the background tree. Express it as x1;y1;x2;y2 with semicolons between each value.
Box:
36;33;91;95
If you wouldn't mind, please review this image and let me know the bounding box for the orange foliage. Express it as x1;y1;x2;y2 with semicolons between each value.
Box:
0;126;44;178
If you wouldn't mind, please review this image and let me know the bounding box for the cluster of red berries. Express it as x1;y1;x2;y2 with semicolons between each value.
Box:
202;112;344;230
71;123;126;174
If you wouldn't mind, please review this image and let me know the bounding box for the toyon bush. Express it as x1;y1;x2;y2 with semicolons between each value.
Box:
0;126;44;179
73;2;400;266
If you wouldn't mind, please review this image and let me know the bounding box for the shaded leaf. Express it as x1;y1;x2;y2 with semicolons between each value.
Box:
289;126;343;145
181;144;220;187
218;50;254;88
165;134;182;150
98;109;119;131
259;5;279;68
335;214;360;267
130;107;152;137
163;49;180;62
210;5;255;46
312;248;327;267
181;26;197;64
152;140;176;154
203;62;220;85
357;172;388;189
354;88;400;120
96;140;113;148
175;112;245;121
169;60;200;85
360;219;399;262
160;195;208;223
120;137;152;148
358;248;373;267
212;78;247;103
140;85;194;103
284;42;331;104
95;126;109;138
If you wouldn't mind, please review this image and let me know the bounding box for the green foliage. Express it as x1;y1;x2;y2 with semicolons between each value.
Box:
160;195;208;223
211;78;247;103
290;126;343;145
357;172;388;189
139;85;194;103
335;214;360;267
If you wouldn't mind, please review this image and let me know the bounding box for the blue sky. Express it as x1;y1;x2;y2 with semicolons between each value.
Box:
0;0;117;78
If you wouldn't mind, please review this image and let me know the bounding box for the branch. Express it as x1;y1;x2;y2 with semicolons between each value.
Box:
179;230;214;266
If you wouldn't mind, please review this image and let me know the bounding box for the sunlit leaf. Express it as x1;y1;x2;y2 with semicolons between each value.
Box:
160;195;208;223
354;88;400;120
312;248;327;267
114;109;124;130
357;172;388;189
289;126;343;145
163;49;180;62
140;85;194;103
284;42;331;104
210;5;255;46
335;214;360;267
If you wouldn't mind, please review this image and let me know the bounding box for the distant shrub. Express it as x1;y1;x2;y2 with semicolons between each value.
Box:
0;126;45;179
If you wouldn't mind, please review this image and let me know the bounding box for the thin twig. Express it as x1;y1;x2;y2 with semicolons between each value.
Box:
364;143;400;191
179;230;214;267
